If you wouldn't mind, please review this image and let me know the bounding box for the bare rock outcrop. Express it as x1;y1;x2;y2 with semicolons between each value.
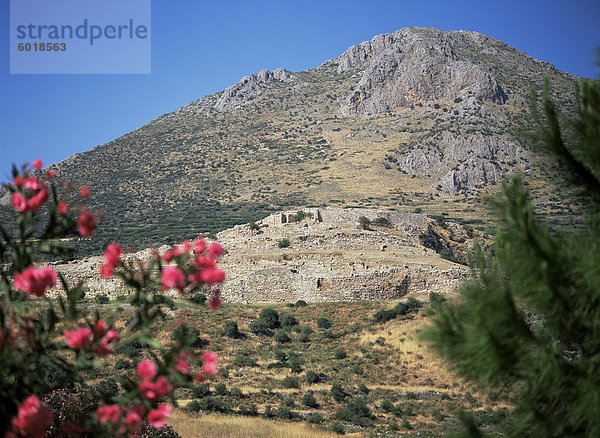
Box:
398;130;528;193
214;68;296;112
328;27;508;116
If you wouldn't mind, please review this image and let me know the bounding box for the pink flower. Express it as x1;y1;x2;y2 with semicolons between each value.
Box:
162;250;173;262
161;266;186;292
78;211;97;236
26;187;48;213
174;354;190;375
154;376;172;398
148;404;171;428
194;237;206;254
13;266;57;297
137;359;157;380
96;330;119;356
95;404;120;424
182;239;192;252
13;175;24;186
172;245;185;257
11;192;27;212
57;201;68;214
32;159;43;170
24;177;42;190
11;395;53;438
80;186;90;198
208;242;224;260
202;351;218;375
138;380;157;400
93;319;108;336
47;170;56;179
100;264;114;279
200;268;226;285
103;243;123;267
208;289;222;310
64;327;93;349
194;255;216;270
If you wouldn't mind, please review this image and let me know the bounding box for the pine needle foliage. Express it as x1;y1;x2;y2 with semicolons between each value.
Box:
427;72;600;437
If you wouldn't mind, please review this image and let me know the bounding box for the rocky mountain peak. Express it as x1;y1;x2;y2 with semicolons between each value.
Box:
323;27;509;116
214;67;296;112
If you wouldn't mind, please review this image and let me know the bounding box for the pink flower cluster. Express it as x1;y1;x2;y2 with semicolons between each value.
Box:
137;359;173;402
5;395;53;438
100;243;123;279
96;403;148;434
11;176;48;214
13;266;57;297
160;238;226;295
64;320;119;355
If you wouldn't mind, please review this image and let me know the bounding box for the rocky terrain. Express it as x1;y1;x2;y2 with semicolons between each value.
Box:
47;208;473;303
1;27;584;258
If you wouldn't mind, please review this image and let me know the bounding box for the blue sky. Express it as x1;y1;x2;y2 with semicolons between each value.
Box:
1;0;599;177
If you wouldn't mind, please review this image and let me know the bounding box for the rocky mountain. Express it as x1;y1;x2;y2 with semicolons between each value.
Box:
2;27;584;257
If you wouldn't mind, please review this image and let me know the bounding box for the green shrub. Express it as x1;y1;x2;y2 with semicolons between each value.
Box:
358;384;369;394
249;222;260;231
280;314;298;327
292;211;313;222
232;350;258;367
189;292;207;305
351;364;363;375
275;407;300;420
214;383;228;396
114;358;132;370
239;404;258;416
358;216;371;230
197;396;230;413
372;217;393;228
302;392;318;408
335;398;375;427
274;329;291;343
282;376;300;389
222;320;243;339
297;326;312;343
230;387;244;399
317;317;332;329
278;239;291;248
333;348;347;360
306;413;324;424
94;294;110;304
248;318;272;335
288;353;304;373
192;383;211;398
95;378;119;398
330;423;345;435
330;383;348;402
259;308;280;329
294;300;308;308
305;371;320;384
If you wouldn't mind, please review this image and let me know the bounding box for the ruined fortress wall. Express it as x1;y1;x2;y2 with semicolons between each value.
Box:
221;265;465;303
260;208;429;229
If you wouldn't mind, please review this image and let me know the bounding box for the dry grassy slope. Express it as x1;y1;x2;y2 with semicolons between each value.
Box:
38;27;584;257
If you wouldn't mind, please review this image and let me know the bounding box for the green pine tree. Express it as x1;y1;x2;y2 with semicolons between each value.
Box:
427;68;600;437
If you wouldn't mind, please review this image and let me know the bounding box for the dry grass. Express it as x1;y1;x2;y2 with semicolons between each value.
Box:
169;410;362;438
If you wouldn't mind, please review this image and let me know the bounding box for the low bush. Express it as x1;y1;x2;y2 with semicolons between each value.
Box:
317;317;332;329
282;376;300;389
222;320;243;339
302;392;319;408
278;239;291;248
280;314;298;327
335;398;375;427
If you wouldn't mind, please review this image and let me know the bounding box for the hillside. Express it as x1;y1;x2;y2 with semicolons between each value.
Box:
3;27;586;257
